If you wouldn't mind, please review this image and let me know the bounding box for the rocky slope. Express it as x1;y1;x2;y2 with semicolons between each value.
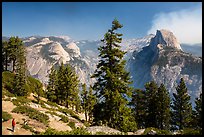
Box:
127;29;202;106
24;36;97;86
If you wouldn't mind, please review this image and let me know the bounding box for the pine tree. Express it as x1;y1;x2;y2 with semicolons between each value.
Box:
35;81;44;103
2;41;10;71
87;86;97;123
131;89;147;129
7;37;22;73
157;83;171;130
193;92;202;130
13;41;27;96
145;81;159;128
81;83;88;121
46;66;57;102
91;19;137;132
171;78;192;130
55;63;66;105
64;64;80;111
54;63;80;111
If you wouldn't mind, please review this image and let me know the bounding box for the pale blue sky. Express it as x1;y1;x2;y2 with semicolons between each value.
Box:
2;2;202;44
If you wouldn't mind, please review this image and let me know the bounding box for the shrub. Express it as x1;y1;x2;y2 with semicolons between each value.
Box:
2;111;13;122
12;106;49;125
181;128;201;135
2;71;44;96
58;108;80;121
68;121;75;129
83;121;90;127
3;98;11;101
40;101;46;107
21;124;35;132
2;71;15;92
26;76;42;94
45;101;59;109
12;96;31;106
40;127;91;135
59;115;69;123
45;111;58;117
143;127;171;135
2;87;15;97
39;127;58;135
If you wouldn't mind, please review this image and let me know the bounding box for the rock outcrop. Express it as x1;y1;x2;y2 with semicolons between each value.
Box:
127;29;202;106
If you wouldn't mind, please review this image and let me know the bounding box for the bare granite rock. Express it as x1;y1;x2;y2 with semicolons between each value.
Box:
85;126;121;134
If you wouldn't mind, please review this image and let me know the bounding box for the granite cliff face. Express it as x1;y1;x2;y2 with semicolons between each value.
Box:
24;36;96;86
22;35;152;86
2;30;201;105
127;29;202;105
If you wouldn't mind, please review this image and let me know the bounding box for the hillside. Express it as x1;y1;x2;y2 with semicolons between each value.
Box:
1;71;140;135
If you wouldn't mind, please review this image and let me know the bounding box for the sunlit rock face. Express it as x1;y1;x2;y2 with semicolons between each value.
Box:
3;29;201;106
127;29;202;106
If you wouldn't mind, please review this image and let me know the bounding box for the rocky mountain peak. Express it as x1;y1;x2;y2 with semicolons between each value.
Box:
65;42;81;58
150;29;182;51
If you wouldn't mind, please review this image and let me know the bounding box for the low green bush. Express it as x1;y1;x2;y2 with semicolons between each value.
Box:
12;106;49;125
45;111;58;117
2;71;15;92
58;108;80;121
21;124;35;132
3;98;11;101
142;127;171;135
68;121;75;129
83;121;90;127
2;87;15;97
2;111;13;122
45;101;59;109
39;101;46;108
40;127;91;135
12;96;31;106
181;128;201;135
59;115;69;123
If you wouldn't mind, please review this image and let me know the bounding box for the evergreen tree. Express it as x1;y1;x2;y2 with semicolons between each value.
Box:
13;41;27;96
64;64;80;111
35;81;44;103
2;41;10;71
46;66;57;102
157;83;171;130
91;19;137;132
193;92;202;130
145;81;159;128
81;83;88;121
131;89;147;129
54;63;80;111
171;78;192;130
87;86;97;123
7;37;22;73
55;63;66;105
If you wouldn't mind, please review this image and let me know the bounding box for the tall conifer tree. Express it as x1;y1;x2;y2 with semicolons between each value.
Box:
145;81;159;128
157;83;171;130
193;92;202;130
91;19;136;132
13;40;27;96
47;66;57;102
171;78;192;130
131;89;147;129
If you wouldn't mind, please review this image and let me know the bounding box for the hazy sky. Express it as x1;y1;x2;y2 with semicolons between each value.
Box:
2;2;202;44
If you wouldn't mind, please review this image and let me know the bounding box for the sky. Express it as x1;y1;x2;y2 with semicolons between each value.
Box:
2;2;202;44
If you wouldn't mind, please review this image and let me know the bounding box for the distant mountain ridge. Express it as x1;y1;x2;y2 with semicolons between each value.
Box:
2;30;202;106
